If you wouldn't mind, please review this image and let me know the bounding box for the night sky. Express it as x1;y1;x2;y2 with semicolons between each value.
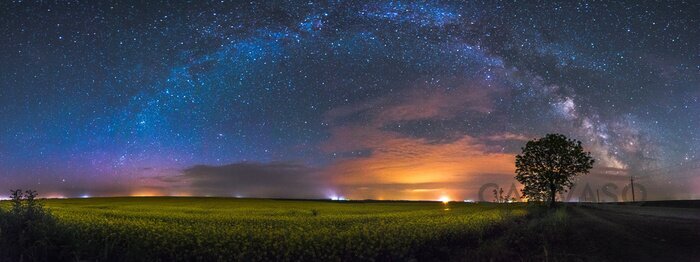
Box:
1;1;698;200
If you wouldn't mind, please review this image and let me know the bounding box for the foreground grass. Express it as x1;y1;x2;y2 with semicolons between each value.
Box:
13;197;527;261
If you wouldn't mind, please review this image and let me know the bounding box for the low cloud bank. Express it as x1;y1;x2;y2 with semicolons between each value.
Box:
173;162;325;198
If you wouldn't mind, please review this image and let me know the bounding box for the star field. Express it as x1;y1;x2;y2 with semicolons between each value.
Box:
0;1;698;200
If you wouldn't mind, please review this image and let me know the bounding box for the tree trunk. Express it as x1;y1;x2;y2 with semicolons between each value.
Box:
549;182;556;208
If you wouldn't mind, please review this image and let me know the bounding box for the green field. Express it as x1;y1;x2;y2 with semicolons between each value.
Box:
10;197;528;261
2;197;700;261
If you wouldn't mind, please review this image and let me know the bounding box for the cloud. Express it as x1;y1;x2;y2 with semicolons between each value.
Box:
483;132;532;142
323;133;518;200
322;78;506;153
148;162;325;198
373;87;495;124
319;80;521;200
324;79;498;128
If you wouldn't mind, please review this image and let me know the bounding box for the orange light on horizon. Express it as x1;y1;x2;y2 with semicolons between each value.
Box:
129;190;160;197
439;196;450;204
43;194;67;199
325;134;518;200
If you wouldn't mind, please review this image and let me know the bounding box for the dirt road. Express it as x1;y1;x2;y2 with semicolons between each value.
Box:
569;204;700;261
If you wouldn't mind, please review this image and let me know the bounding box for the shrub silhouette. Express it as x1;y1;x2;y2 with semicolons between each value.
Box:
0;189;65;261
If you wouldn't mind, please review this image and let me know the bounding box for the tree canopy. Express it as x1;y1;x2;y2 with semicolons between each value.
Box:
515;134;595;207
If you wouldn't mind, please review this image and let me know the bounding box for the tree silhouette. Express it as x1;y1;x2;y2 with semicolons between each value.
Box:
515;134;595;207
0;189;63;260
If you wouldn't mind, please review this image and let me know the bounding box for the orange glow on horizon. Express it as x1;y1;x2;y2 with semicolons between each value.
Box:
129;190;161;197
439;196;450;203
325;134;518;200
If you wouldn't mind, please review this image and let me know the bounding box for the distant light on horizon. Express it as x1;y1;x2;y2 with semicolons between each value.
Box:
439;196;450;204
330;195;346;201
43;194;66;199
130;191;159;197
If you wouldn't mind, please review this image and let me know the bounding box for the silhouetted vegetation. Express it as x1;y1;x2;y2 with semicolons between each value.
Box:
0;190;66;261
515;134;595;207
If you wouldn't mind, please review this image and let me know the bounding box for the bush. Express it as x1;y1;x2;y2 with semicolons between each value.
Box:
0;189;66;261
